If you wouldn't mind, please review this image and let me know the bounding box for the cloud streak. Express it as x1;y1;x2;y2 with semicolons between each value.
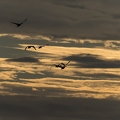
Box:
63;53;120;68
6;57;40;63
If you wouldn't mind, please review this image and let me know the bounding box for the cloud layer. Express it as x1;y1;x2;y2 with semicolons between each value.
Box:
0;1;120;119
0;0;120;39
6;57;40;63
0;95;120;120
63;53;120;68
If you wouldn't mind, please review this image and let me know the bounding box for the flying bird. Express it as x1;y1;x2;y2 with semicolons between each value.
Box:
10;18;27;27
50;61;71;70
25;46;36;50
38;44;49;49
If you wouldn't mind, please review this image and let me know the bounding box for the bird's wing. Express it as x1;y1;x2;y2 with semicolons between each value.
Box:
33;46;36;50
66;61;71;66
25;46;28;50
38;45;42;48
58;63;64;66
10;21;18;25
22;18;27;23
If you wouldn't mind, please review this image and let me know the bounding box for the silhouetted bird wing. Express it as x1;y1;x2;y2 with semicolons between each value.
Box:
38;44;49;49
10;21;19;25
58;63;65;66
38;45;43;49
21;18;27;24
25;46;36;50
32;46;36;50
25;46;28;50
66;61;71;66
11;18;27;26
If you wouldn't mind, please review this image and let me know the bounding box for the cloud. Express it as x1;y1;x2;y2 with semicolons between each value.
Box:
0;71;16;80
1;0;120;40
64;4;86;9
1;77;120;99
51;1;86;10
74;71;120;80
63;53;120;68
6;57;40;63
0;95;119;120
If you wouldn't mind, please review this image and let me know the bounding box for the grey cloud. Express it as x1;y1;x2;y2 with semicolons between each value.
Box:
64;4;86;9
63;54;120;68
6;57;40;63
1;83;69;97
1;0;120;40
92;73;120;79
74;71;120;80
51;1;86;10
0;95;119;120
0;36;50;58
112;14;120;19
63;54;103;62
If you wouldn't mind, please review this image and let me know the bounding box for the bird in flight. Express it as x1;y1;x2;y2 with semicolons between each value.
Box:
10;18;27;27
50;61;71;70
25;46;36;50
38;44;49;49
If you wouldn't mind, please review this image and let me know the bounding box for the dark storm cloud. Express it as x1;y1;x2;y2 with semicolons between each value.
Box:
1;0;120;40
63;53;120;68
0;95;119;120
6;57;40;63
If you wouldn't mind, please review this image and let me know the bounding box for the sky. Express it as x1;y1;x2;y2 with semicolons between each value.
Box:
0;0;120;120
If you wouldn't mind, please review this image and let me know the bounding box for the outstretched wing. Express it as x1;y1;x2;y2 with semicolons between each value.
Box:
58;63;65;66
21;18;27;23
66;60;71;66
25;46;28;50
38;45;43;49
32;46;36;50
10;21;19;25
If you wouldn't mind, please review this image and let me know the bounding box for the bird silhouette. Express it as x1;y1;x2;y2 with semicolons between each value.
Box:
25;46;36;50
50;61;71;70
38;44;49;49
10;18;27;27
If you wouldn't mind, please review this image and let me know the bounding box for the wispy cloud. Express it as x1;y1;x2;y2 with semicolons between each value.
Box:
6;57;40;63
0;77;120;99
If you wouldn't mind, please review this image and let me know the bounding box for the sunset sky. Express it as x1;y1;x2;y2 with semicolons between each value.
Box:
0;0;120;120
